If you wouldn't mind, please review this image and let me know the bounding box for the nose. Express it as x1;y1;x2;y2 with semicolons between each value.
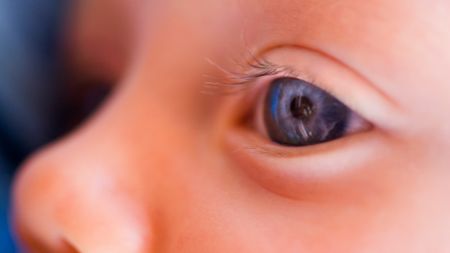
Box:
11;83;178;253
11;46;207;250
13;128;157;253
12;8;215;251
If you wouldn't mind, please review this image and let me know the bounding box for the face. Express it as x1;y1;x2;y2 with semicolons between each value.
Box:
13;0;450;252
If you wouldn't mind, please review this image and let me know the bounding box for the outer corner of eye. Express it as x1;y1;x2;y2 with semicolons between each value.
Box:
251;76;372;148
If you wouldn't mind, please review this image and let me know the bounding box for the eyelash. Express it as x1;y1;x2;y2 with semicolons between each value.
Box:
203;55;291;95
202;55;334;99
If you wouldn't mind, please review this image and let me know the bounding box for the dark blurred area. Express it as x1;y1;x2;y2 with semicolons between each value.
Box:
0;0;71;251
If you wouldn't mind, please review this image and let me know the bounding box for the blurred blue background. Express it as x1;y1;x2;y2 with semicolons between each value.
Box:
0;0;67;251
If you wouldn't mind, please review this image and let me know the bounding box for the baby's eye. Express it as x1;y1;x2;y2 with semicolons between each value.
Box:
261;77;368;146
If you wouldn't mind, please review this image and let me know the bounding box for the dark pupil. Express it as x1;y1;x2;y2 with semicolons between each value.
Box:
290;96;314;121
264;77;350;146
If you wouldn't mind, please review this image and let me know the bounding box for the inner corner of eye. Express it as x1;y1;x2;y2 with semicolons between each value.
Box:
346;111;373;134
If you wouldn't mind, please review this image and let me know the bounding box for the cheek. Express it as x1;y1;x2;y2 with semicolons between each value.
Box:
13;87;450;252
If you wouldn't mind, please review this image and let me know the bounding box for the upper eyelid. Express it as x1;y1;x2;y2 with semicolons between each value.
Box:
204;47;405;133
204;45;400;112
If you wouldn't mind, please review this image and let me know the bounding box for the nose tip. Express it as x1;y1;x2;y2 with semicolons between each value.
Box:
57;196;155;253
13;144;157;253
62;223;154;253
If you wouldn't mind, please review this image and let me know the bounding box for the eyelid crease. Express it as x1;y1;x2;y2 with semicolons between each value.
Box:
204;44;401;115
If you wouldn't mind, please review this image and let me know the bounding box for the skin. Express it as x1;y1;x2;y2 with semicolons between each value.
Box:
12;0;450;252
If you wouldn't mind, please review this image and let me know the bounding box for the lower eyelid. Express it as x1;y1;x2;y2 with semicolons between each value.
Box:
228;125;378;159
225;127;387;199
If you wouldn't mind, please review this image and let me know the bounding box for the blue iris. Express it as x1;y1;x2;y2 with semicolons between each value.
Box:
264;77;350;146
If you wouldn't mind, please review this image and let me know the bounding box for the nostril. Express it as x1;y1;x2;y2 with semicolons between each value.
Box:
62;239;81;253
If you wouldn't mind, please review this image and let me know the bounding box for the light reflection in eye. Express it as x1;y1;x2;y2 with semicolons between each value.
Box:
263;77;367;146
